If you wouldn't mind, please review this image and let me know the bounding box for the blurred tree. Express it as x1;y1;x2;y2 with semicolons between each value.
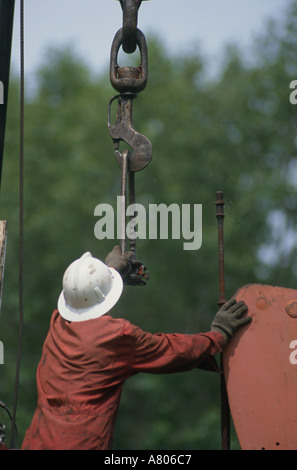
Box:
1;0;297;450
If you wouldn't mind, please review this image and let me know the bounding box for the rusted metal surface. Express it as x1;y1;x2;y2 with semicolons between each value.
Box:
108;1;152;173
215;191;226;307
108;93;152;172
223;284;297;450
108;1;150;284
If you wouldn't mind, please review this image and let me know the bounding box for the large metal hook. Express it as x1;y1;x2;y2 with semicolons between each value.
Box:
108;93;152;172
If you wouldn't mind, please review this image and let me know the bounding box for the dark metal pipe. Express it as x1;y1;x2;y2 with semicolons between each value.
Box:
120;150;129;255
215;191;230;450
216;191;226;307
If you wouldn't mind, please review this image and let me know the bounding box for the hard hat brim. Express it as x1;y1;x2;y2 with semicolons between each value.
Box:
57;267;123;322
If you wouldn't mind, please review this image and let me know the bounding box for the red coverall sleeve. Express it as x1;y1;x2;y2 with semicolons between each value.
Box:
122;321;227;375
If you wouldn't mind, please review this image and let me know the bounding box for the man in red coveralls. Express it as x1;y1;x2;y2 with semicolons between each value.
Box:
21;246;251;450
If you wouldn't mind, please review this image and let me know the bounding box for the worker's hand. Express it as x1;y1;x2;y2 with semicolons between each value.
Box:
105;245;150;286
105;245;133;278
211;298;252;341
124;260;150;286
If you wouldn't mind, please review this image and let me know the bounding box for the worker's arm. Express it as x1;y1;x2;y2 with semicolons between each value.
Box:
122;322;225;374
122;299;251;375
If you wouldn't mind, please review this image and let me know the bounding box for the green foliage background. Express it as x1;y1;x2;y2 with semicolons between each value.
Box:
1;1;297;450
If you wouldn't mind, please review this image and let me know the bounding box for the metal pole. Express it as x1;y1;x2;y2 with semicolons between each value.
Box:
215;190;230;450
128;169;136;258
120;150;129;255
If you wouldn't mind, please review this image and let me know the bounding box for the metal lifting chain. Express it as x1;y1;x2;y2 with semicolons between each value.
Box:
108;0;151;286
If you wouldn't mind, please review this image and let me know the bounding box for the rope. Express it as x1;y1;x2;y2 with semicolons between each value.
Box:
10;0;24;448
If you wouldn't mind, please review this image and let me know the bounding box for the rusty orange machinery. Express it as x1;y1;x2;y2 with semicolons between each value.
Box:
223;284;297;450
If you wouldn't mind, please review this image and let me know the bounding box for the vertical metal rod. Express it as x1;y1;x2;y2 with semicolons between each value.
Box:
215;190;230;451
128;170;136;258
120;150;137;258
216;191;226;307
120;150;129;255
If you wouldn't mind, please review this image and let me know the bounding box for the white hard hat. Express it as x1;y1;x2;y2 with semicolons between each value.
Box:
58;252;123;322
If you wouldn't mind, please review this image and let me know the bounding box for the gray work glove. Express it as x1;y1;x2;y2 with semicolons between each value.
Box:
105;245;150;286
105;245;133;279
211;298;252;341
